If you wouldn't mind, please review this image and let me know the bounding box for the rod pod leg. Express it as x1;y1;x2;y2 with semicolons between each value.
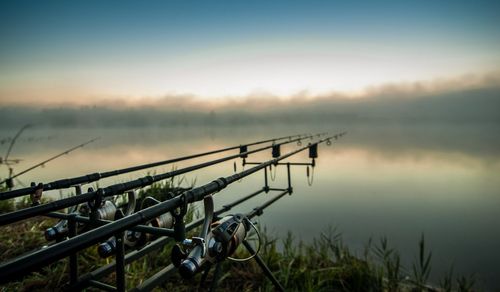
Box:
242;240;285;292
209;262;222;292
115;231;126;292
198;263;212;291
68;214;78;285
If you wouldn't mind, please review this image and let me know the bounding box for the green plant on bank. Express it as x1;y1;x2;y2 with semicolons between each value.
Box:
0;182;13;213
0;193;52;214
371;236;403;292
412;234;432;291
457;275;476;292
0;180;477;291
0;178;65;214
438;266;475;292
440;266;454;292
0;198;13;214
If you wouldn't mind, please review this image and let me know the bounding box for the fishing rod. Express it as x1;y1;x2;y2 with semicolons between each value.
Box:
0;134;319;226
0;133;316;200
0;134;339;283
2;124;31;166
1;125;31;188
0;137;100;188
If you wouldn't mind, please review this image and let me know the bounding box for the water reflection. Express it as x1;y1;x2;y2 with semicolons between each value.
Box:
0;124;499;289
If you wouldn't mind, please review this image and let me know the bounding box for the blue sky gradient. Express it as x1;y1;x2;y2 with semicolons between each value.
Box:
1;0;499;103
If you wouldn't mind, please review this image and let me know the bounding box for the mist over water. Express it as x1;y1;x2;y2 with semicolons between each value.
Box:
1;121;499;289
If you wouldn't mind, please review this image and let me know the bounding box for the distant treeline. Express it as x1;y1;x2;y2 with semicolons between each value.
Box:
1;87;499;128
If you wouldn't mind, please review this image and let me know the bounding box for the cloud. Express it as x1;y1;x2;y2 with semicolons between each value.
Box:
1;71;499;110
0;72;500;128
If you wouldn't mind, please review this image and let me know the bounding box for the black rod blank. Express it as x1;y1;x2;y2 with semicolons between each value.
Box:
0;134;307;200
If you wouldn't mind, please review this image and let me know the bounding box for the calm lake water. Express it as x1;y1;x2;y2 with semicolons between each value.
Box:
1;123;499;290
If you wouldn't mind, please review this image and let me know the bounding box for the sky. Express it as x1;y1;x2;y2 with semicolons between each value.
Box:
0;0;499;105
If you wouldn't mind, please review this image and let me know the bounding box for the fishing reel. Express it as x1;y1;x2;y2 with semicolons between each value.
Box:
45;189;136;242
98;195;177;258
171;195;259;279
79;200;118;221
44;214;74;242
128;197;174;248
44;200;118;242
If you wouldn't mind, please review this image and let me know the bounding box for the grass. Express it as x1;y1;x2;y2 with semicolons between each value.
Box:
0;181;477;291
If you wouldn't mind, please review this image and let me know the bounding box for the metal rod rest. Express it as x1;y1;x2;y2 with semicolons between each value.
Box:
244;161;313;166
88;280;117;291
243;240;285;292
45;213;176;238
115;231;126;292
